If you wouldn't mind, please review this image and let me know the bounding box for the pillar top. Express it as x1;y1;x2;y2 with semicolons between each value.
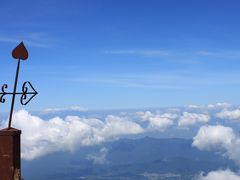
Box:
0;128;21;136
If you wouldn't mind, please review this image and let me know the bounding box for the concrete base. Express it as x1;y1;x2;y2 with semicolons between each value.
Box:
0;128;21;180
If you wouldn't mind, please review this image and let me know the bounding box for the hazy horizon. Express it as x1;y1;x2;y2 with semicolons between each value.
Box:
1;0;240;179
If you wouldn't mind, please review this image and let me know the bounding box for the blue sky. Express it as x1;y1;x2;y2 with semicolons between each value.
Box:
0;0;240;111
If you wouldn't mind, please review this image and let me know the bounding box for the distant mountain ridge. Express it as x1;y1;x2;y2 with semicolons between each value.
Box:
22;137;237;180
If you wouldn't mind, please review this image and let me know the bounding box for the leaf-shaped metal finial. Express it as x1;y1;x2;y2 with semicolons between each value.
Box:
12;42;28;60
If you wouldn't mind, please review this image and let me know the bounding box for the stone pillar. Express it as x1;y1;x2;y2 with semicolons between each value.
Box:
0;128;21;180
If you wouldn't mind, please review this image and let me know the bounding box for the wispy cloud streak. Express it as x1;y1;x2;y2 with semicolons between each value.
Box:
0;32;53;48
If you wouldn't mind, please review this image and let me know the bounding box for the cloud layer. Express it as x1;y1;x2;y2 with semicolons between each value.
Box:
0;103;239;160
1;110;143;160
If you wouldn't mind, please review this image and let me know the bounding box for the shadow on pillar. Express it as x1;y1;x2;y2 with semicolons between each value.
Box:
0;128;21;180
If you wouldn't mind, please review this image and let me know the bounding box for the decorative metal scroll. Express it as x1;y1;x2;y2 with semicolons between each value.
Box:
0;42;38;129
0;82;37;105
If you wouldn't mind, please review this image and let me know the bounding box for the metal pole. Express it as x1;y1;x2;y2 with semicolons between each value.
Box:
8;59;21;129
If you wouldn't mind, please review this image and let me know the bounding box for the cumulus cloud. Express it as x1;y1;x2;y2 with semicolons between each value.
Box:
192;125;235;151
100;115;144;138
135;111;154;121
193;125;240;164
1;110;144;160
147;116;174;131
178;112;210;128
216;109;240;120
135;111;177;131
197;169;240;180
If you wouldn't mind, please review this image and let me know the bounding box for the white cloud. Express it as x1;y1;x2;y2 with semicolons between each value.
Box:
188;105;202;109
2;103;238;161
185;103;230;110
147;116;174;131
192;125;240;165
217;109;240;120
1;110;144;160
135;111;177;131
43;106;88;113
178;112;210;128
100;115;144;138
135;111;154;121
197;169;240;180
87;147;109;165
192;125;235;151
207;103;231;109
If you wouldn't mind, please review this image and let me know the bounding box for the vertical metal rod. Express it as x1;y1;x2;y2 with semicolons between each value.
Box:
8;59;21;129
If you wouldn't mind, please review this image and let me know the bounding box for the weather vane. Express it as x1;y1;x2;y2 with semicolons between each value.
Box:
0;42;38;129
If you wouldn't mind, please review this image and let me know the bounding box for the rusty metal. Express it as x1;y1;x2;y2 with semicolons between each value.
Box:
0;42;38;179
12;42;28;60
0;128;21;180
0;42;38;129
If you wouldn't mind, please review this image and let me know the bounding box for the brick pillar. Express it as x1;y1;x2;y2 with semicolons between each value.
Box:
0;128;21;180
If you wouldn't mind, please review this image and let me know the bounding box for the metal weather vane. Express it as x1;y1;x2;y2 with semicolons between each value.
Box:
0;42;38;129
